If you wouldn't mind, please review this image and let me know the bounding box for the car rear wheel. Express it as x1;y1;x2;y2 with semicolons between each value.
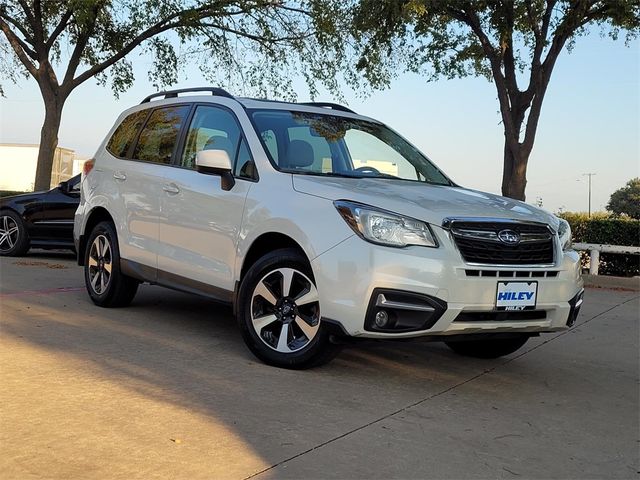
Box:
445;335;529;359
237;248;341;369
0;211;30;256
84;221;138;307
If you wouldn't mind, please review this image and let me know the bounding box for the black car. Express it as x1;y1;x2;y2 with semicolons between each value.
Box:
0;174;80;256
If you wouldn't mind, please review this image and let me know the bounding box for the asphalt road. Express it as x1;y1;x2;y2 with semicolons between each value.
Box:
1;253;638;479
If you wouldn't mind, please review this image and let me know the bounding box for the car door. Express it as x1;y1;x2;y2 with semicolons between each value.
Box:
110;104;191;278
158;104;253;296
31;174;81;244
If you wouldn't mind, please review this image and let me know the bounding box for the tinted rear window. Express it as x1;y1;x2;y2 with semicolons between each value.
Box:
133;106;190;164
106;110;148;158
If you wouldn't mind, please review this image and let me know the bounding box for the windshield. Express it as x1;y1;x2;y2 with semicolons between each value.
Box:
250;109;452;185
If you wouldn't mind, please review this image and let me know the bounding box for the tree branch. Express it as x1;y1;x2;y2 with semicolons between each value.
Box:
31;0;45;55
199;21;312;44
0;14;37;58
522;1;604;155
70;20;183;89
455;7;521;152
69;3;305;91
0;11;34;45
501;1;520;101
0;17;37;76
45;8;72;51
16;0;35;27
62;3;104;89
521;0;556;107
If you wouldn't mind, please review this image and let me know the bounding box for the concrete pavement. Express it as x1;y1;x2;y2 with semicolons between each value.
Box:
1;253;638;479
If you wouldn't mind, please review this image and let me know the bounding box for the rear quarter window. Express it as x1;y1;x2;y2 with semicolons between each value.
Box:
106;110;148;158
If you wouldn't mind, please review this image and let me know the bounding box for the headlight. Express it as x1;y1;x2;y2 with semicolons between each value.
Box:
557;218;572;250
334;200;438;248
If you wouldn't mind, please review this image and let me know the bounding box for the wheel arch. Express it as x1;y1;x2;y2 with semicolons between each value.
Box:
240;232;308;280
77;207;114;266
0;206;24;218
234;232;309;316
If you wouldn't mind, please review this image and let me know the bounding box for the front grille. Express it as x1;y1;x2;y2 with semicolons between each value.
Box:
465;270;558;278
446;219;554;265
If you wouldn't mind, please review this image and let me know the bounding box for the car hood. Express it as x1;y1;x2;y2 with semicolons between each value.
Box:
0;190;48;205
292;176;558;230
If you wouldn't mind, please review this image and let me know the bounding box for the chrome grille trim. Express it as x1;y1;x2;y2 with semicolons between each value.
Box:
450;228;552;244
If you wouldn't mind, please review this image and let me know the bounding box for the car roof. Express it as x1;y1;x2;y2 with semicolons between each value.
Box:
132;87;378;123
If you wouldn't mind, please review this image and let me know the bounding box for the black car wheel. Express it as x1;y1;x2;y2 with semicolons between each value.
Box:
84;221;139;307
0;210;30;256
445;335;529;359
237;248;341;369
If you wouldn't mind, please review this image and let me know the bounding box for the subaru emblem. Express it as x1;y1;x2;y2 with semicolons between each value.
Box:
497;229;520;245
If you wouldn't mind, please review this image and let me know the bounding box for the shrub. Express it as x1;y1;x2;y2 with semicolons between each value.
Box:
559;212;640;277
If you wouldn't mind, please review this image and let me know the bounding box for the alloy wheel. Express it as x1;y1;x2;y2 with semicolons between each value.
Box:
0;215;20;253
88;234;112;295
250;267;320;353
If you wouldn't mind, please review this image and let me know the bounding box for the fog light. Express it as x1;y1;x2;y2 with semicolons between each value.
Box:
374;310;389;328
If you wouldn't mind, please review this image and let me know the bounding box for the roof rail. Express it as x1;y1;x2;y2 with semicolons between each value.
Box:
140;87;234;104
298;102;356;114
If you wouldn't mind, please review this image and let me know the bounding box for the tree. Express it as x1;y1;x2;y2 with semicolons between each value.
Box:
0;0;345;191
351;1;639;200
607;178;640;219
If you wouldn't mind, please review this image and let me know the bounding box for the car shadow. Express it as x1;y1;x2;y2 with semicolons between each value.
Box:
26;249;76;260
1;282;552;474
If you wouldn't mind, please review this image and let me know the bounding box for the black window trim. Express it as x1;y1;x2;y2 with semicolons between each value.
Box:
172;102;259;183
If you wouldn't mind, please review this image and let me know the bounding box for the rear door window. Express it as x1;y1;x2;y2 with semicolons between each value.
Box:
133;106;191;164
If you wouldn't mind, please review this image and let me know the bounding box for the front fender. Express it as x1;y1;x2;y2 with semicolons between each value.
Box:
234;179;354;281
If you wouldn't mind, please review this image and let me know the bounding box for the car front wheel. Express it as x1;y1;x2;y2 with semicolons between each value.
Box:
84;221;138;307
0;210;30;256
237;248;341;369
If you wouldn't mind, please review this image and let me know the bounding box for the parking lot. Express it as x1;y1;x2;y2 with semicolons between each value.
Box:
1;252;638;479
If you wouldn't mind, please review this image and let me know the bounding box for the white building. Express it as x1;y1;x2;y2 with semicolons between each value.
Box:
0;143;81;192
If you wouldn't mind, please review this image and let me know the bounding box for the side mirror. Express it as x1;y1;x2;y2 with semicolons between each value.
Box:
196;149;235;191
58;180;69;193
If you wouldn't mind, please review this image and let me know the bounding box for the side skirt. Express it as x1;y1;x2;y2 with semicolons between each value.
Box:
120;258;234;305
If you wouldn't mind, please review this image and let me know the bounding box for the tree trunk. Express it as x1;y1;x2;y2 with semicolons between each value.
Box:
501;139;528;201
34;92;64;191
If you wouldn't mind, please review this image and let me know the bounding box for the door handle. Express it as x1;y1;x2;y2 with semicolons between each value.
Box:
113;172;127;181
163;183;180;195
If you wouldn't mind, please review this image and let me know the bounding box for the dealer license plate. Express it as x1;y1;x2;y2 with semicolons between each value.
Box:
496;281;538;311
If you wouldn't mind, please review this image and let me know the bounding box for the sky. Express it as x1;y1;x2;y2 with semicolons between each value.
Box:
0;31;638;214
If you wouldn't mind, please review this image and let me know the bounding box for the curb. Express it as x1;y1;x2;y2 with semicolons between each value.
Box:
582;274;640;291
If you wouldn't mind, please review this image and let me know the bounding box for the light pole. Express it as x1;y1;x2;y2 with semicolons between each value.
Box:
583;173;596;217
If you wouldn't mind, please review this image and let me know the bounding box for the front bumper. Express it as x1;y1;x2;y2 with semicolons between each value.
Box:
311;231;583;338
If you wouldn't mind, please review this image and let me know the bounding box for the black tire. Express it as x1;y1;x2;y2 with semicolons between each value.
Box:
445;335;529;359
0;210;30;256
237;248;341;369
84;221;138;307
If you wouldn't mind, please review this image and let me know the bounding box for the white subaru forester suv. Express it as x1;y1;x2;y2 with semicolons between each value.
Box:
74;87;584;369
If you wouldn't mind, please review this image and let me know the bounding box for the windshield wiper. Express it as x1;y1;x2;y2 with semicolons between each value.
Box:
327;171;402;180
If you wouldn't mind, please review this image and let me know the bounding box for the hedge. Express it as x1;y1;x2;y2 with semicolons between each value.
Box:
559;212;640;277
0;191;26;198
